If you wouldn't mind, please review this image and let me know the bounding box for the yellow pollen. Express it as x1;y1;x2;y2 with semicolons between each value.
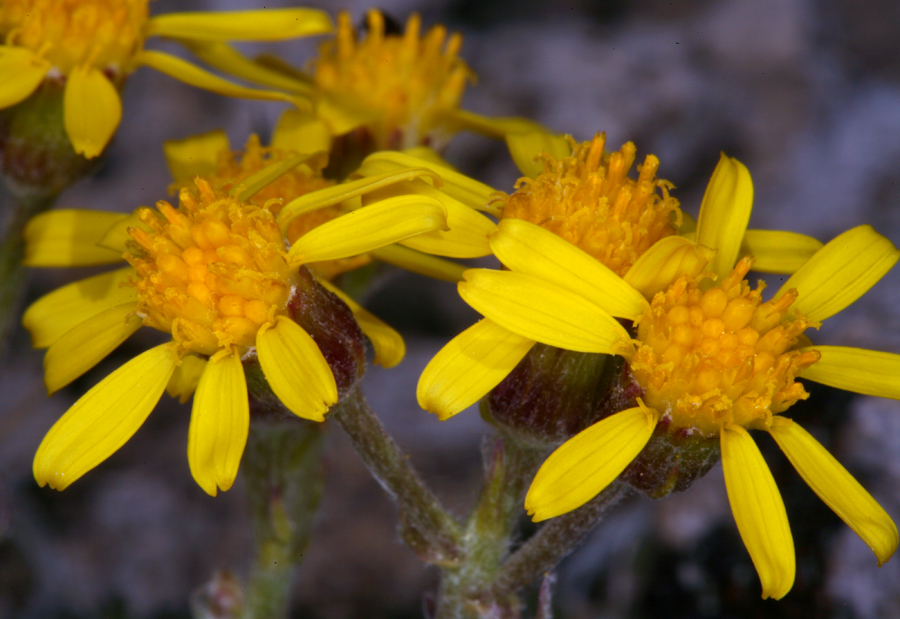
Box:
497;133;682;276
173;134;372;281
629;257;821;436
1;0;148;76
125;178;299;358
312;9;473;150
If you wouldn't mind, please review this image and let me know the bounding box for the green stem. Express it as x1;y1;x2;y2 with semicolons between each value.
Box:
331;386;464;566
240;418;325;619
435;435;545;619
0;189;55;353
492;481;629;595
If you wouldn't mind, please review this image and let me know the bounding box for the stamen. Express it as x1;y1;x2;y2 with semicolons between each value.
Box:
498;133;681;276
630;259;821;436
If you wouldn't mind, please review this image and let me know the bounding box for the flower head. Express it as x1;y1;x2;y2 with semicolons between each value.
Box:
0;0;332;157
310;10;470;151
196;9;546;165
24;150;451;495
496;133;680;276
631;256;820;436
415;144;900;598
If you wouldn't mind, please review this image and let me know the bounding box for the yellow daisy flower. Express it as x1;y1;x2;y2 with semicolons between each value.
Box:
416;134;822;418
0;0;332;157
414;140;900;597
23;157;450;495
516;222;900;599
188;8;545;153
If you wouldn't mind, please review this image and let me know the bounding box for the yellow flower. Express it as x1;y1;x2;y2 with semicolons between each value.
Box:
23;157;450;495
189;8;545;152
0;0;332;157
416;135;822;418
415;146;900;599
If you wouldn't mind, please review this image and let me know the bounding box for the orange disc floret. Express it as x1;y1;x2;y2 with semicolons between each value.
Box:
630;257;821;436
312;9;472;149
1;0;148;77
497;133;681;276
126;178;299;358
175;135;371;280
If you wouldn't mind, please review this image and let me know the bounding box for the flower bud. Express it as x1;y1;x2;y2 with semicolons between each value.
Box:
0;81;97;198
482;344;642;446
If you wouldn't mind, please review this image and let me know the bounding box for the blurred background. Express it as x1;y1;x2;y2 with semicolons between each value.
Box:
2;0;900;617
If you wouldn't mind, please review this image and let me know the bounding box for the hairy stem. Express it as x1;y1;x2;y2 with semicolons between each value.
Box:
493;481;629;595
240;418;325;619
0;190;55;352
332;386;464;566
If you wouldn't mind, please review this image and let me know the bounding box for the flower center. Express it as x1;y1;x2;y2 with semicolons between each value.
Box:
126;178;298;358
497;133;681;277
176;134;371;280
312;9;471;149
630;257;821;436
1;0;148;76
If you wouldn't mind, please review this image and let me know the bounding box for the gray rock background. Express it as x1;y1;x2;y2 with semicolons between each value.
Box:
2;0;900;617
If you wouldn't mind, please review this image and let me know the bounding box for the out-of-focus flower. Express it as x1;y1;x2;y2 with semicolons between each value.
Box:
0;0;332;158
24;157;450;495
190;9;544;156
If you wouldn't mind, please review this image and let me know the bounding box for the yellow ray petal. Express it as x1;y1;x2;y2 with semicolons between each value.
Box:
316;278;405;368
316;92;375;136
63;66;122;159
0;46;49;109
768;417;898;566
43;302;142;395
491;218;647;320
271;109;331;153
33;344;176;491
774;225;899;322
695;154;754;280
798;345;900;400
177;41;313;97
679;211;697;238
505;130;571;178
525;404;658;521
394;180;496;258
236;151;324;202
188;352;249;497
256;316;338;421
97;209;154;253
357;151;500;215
23;268;136;349
721;424;795;600
24;209;127;267
166;355;207;404
402;146;451;166
370;245;467;282
287;195;448;266
146;8;332;41
277;167;442;231
163;130;231;185
134;51;301;108
624;235;714;300
739;230;823;274
459;269;631;354
417;319;535;420
442;108;550;141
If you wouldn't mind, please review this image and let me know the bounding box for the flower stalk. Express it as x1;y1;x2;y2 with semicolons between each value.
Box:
331;386;464;566
492;481;628;596
240;415;325;619
434;436;545;619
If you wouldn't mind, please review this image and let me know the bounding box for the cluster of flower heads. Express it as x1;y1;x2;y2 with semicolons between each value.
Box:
13;1;899;603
